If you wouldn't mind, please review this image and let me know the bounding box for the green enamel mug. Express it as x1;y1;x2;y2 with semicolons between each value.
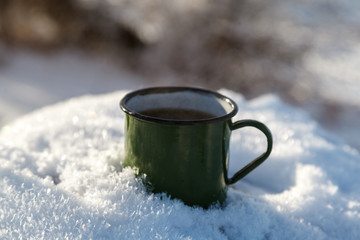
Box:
120;87;272;208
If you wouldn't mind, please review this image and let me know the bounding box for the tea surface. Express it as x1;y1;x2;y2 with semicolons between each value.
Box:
139;108;216;120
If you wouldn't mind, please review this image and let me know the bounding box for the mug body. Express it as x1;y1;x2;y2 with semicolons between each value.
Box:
121;87;238;207
124;115;232;207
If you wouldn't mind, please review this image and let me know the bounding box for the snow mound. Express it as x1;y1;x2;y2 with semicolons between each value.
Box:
0;90;359;239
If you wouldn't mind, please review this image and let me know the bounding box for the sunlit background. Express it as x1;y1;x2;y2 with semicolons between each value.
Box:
1;0;360;150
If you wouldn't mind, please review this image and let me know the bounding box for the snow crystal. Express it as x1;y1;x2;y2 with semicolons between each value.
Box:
0;90;359;239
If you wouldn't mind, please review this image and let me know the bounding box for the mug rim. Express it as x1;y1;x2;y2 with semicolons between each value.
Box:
120;86;238;125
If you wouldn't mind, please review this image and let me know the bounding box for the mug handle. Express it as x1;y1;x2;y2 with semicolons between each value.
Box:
226;119;273;185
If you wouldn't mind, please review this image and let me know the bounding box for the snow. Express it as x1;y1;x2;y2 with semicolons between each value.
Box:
1;90;359;239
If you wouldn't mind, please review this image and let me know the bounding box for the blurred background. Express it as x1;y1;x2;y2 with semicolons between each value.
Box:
0;0;360;150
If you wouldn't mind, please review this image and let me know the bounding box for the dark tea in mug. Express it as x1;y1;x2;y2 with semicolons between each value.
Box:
139;108;216;121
